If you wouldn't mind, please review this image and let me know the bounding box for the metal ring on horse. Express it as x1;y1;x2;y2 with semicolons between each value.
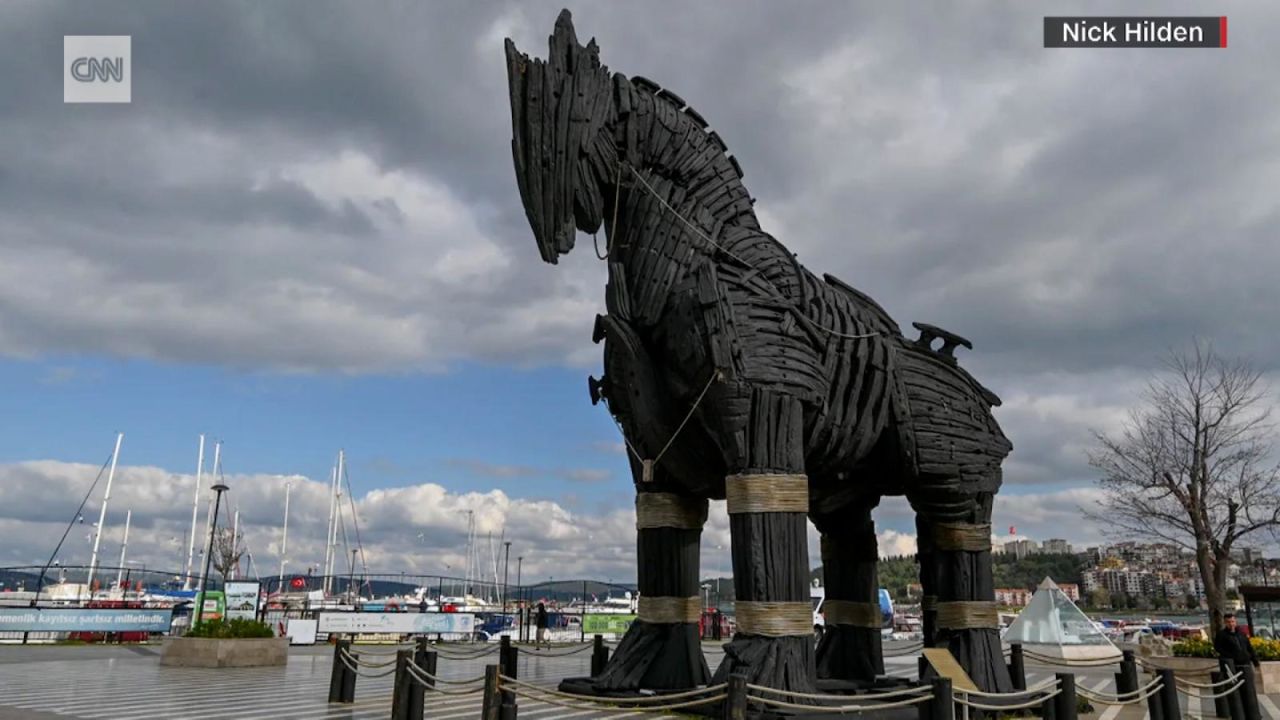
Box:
637;595;701;624
822;600;882;629
635;492;708;530
935;600;999;630
735;601;813;637
725;474;808;514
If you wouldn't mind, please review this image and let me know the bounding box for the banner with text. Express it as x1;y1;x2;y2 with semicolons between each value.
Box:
582;614;636;635
317;612;475;635
0;607;173;633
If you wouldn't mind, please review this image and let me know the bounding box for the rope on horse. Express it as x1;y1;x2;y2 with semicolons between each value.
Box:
637;595;701;624
935;600;999;630
735;601;813;637
610;369;720;483
933;523;993;552
725;473;808;514
635;492;708;530
822;600;882;629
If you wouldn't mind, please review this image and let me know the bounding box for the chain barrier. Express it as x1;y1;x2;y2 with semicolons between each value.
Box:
498;674;728;712
338;651;397;678
337;650;399;668
954;687;1063;712
743;682;929;702
402;658;488;687
1075;677;1165;706
519;642;596;657
746;692;932;713
401;663;488;696
955;677;1059;699
1020;649;1124;667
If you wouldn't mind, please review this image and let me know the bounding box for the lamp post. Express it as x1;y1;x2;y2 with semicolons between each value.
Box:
195;483;229;628
502;541;512;619
516;556;524;641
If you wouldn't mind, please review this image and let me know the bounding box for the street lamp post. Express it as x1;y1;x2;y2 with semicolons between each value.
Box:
516;556;523;641
502;541;512;619
194;483;229;628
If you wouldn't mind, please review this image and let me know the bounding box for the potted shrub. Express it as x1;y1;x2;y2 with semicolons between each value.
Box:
1252;637;1280;693
161;618;288;668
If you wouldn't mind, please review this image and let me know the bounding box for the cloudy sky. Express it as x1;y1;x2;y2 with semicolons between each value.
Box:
3;1;1279;586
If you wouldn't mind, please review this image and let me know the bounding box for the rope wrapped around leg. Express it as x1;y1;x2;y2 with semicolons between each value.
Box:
823;600;883;629
936;601;999;630
933;523;992;552
637;596;701;624
725;474;808;514
735;601;814;637
635;493;708;530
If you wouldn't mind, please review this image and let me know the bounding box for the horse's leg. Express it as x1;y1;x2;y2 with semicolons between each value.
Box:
710;387;816;692
812;496;884;682
592;467;711;691
910;489;1011;693
916;514;940;647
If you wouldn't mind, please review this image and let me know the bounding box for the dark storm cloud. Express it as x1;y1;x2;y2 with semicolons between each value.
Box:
2;0;1279;523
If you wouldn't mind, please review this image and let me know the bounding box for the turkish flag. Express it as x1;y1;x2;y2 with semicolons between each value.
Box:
1009;526;1016;535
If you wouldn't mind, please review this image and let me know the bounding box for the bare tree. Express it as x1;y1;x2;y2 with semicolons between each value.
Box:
1087;342;1280;634
211;527;245;584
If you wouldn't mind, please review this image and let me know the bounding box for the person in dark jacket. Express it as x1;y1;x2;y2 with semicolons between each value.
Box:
1215;613;1260;668
535;601;549;646
1215;613;1261;720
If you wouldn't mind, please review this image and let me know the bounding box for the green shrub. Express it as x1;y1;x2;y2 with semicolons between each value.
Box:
1252;637;1280;661
1172;637;1216;657
186;618;275;639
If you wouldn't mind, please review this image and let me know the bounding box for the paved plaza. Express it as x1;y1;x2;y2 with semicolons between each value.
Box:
2;641;1280;719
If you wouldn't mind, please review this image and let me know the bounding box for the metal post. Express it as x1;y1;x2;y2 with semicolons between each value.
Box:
1145;667;1165;720
1118;650;1138;694
591;634;607;677
1211;671;1231;718
500;636;518;717
1008;643;1025;691
1158;668;1179;720
194;483;229;628
724;672;748;720
341;647;358;703
86;432;124;592
481;665;502;720
502;541;511;619
516;557;523;642
329;638;349;702
410;640;430;718
1222;659;1246;720
391;648;411;720
930;677;954;720
1054;673;1077;720
278;480;290;593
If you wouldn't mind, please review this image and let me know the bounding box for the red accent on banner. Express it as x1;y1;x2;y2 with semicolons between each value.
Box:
1220;17;1228;47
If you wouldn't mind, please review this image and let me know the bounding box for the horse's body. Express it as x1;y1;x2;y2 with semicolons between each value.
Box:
506;11;1014;695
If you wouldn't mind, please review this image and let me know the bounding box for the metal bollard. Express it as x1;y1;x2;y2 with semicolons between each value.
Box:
500;640;519;718
1120;650;1139;695
591;634;608;677
1146;672;1165;720
1054;673;1078;720
1211;671;1230;719
328;638;350;702
481;665;502;720
929;677;954;720
1221;659;1246;720
920;655;929;681
723;672;748;720
1008;644;1026;691
1158;669;1179;720
390;649;412;720
341;648;358;703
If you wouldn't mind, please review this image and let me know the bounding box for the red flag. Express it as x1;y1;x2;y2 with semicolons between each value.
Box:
1009;526;1016;535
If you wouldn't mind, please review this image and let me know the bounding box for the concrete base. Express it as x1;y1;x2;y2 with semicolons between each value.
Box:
160;637;288;668
1259;661;1280;693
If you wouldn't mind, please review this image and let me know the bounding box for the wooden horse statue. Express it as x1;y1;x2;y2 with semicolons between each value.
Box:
505;10;1015;695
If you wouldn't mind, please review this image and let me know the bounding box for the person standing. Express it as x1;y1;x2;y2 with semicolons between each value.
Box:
535;601;549;647
1215;613;1261;720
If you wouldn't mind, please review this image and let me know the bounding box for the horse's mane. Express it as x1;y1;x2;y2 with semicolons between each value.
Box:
628;74;745;182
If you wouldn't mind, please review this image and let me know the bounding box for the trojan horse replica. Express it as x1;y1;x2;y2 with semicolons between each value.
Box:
506;11;1015;695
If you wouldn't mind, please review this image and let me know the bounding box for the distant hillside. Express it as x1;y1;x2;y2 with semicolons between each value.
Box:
809;552;1086;601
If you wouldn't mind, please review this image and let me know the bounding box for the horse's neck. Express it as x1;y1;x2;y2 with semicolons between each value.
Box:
604;90;761;328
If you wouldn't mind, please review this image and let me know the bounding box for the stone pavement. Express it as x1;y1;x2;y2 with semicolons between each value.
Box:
1;641;1278;719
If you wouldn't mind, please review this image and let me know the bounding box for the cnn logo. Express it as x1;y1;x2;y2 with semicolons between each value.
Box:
64;36;131;104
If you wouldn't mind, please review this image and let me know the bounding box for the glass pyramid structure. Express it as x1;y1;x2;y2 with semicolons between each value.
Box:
1002;577;1121;659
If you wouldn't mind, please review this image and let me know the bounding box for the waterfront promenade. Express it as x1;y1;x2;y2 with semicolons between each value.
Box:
3;640;1280;719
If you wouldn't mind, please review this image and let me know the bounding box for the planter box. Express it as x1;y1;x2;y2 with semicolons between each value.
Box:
1141;655;1217;678
1259;661;1280;693
160;636;288;668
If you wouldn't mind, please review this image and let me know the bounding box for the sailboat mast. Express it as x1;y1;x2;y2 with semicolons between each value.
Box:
231;509;240;581
323;464;336;594
184;434;205;590
114;509;132;589
86;432;123;593
278;480;291;593
197;441;221;593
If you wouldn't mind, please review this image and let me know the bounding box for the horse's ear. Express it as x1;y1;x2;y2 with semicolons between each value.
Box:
553;9;578;48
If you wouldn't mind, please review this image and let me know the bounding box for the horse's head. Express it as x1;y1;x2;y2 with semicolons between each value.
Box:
505;10;616;264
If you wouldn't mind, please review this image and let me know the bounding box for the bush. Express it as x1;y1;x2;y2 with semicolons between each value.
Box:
1173;635;1280;660
186;618;275;639
1172;637;1216;657
1252;637;1280;661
